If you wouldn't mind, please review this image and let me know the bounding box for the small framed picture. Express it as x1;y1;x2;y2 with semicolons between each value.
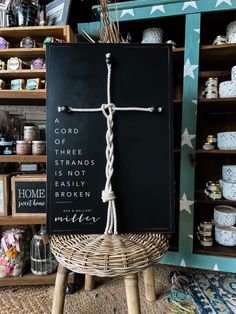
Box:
0;174;10;216
11;174;46;217
46;0;72;26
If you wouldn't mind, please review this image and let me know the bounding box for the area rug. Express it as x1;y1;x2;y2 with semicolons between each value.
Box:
166;271;236;314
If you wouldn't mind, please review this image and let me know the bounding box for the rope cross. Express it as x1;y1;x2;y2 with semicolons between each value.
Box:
58;53;162;235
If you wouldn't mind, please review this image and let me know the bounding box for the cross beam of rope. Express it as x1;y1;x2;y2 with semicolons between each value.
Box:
58;53;162;235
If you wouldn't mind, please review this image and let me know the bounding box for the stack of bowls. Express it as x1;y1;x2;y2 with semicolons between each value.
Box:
217;132;236;150
219;64;236;98
141;28;163;44
226;20;236;43
214;205;236;246
220;165;236;201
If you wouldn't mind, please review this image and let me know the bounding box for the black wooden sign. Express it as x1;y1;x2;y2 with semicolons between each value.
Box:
12;176;46;215
46;43;174;234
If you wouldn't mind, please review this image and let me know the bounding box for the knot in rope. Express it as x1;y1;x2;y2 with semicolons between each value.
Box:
102;190;116;203
101;103;116;118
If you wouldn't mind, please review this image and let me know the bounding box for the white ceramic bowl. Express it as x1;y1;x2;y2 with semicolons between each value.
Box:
231;65;236;81
217;132;236;150
219;80;236;98
214;205;236;226
221;180;236;201
141;28;163;44
227;20;236;43
215;225;236;246
222;165;236;182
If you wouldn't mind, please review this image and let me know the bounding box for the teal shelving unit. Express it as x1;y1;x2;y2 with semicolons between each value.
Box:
84;0;236;272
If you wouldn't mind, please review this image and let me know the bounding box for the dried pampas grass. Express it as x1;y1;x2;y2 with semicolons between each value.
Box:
82;1;130;44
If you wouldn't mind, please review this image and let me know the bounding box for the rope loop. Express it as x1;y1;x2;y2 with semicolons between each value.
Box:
102;190;116;203
101;103;116;118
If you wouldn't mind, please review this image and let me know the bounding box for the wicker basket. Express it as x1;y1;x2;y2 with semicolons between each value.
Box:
50;233;168;277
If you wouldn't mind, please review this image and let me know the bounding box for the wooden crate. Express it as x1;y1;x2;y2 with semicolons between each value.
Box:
0;174;10;216
11;174;46;217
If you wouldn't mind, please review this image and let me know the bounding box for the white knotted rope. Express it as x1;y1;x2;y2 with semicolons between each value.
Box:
59;53;157;235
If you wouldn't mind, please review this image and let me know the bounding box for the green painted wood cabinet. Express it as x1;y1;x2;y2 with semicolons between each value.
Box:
88;0;236;272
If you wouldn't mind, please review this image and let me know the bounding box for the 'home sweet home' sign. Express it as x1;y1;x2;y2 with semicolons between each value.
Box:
46;43;175;234
11;175;46;216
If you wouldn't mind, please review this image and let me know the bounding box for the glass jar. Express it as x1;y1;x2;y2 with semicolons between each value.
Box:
32;141;46;155
14;0;39;27
30;225;58;276
16;140;31;155
24;126;38;141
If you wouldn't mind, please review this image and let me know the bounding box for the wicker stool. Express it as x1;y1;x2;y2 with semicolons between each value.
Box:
51;233;168;314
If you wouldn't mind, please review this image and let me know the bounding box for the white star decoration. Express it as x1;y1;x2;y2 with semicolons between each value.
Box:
150;5;165;14
194;28;200;34
184;58;198;79
213;264;219;271
181;128;196;148
191;99;197;105
180;259;186;267
120;9;134;18
180;193;194;214
182;1;198;10
188;235;193;239
215;0;232;7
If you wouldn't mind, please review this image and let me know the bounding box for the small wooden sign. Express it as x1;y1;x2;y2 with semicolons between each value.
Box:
0;174;10;216
11;174;46;217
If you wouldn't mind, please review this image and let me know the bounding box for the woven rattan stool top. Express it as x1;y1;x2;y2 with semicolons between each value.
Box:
50;233;168;277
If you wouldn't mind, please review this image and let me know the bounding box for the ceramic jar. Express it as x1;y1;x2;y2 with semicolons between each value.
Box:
221;180;236;201
214;205;236;226
215;225;236;246
217;132;236;150
222;165;236;182
231;65;236;81
226;20;236;43
219;81;236;98
141;28;163;44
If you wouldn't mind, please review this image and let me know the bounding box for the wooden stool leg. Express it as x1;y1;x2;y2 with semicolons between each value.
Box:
143;266;156;302
84;274;95;291
52;264;69;314
124;274;141;314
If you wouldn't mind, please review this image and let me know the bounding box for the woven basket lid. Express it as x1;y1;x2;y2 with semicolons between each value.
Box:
50;233;168;277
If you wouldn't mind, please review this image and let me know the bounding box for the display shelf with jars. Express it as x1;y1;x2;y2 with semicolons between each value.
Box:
193;11;236;259
0;24;75;286
0;25;74;101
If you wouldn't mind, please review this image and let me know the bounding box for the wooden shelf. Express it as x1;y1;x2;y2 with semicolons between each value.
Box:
198;98;236;103
194;242;236;257
0;69;46;79
0;215;46;225
0;155;47;162
0;90;46;105
0;25;72;40
0;48;45;58
198;70;229;78
196;149;236;154
0;272;56;286
198;98;236;112
0;271;74;286
200;43;236;62
195;192;236;205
